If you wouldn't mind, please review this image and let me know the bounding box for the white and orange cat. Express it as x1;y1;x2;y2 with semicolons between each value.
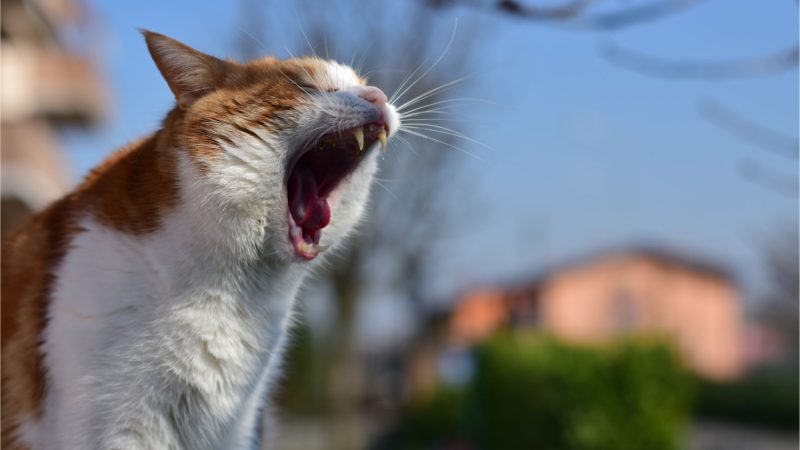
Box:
2;31;399;449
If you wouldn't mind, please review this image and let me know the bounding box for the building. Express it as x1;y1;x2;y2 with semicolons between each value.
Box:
1;0;107;240
445;248;744;380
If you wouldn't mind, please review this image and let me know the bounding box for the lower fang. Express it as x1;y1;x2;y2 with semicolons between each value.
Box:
300;241;329;256
377;131;387;152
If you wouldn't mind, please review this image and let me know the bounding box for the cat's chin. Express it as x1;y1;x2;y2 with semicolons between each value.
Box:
285;120;388;261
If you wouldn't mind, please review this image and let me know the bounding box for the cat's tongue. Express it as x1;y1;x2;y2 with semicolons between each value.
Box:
288;165;330;231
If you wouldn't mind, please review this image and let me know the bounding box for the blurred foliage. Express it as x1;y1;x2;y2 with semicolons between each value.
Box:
693;369;799;431
471;334;693;450
275;321;330;415
399;386;469;450
384;333;693;450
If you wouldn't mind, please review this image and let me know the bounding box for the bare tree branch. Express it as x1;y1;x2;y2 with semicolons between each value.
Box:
429;0;598;20
569;0;703;30
431;0;706;30
738;159;799;198
601;43;799;80
699;99;799;160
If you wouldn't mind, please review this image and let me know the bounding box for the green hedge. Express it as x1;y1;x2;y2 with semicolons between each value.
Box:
471;334;693;450
390;334;693;450
694;370;799;431
399;386;469;449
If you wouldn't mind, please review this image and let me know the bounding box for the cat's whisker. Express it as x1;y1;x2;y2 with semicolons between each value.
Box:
397;109;454;120
399;97;490;117
389;55;429;105
395;77;468;112
400;106;464;119
390;133;417;155
372;179;400;201
390;19;458;105
399;123;494;152
351;40;376;77
236;26;270;56
360;68;405;79
400;118;456;124
397;128;484;161
374;176;403;183
387;32;446;105
392;134;411;147
389;60;430;106
349;44;358;70
295;16;320;59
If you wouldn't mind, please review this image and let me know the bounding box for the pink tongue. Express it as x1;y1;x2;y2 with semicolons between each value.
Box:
288;166;330;230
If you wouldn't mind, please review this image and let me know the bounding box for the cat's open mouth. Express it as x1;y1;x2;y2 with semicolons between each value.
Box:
287;121;388;260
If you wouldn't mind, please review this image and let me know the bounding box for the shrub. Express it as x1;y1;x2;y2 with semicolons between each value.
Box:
387;333;693;450
399;386;470;450
694;370;799;430
471;333;693;450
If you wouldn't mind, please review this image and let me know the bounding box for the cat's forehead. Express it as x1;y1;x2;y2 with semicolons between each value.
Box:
251;57;366;91
307;59;366;89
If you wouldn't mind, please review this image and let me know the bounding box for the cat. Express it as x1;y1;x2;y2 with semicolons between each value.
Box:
1;30;399;450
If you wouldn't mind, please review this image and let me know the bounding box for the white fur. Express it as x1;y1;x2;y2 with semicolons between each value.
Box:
21;60;399;449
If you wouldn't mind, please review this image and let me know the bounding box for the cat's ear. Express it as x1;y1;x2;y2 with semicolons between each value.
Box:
141;30;230;108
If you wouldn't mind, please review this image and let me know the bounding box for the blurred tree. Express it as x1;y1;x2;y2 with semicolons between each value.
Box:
758;224;799;369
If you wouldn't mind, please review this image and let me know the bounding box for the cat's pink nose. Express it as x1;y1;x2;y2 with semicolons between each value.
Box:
348;85;388;112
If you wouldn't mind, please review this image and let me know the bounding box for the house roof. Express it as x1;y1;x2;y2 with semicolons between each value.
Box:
445;243;736;310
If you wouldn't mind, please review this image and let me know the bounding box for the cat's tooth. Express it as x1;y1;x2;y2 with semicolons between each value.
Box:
377;131;387;153
299;241;328;256
353;127;365;151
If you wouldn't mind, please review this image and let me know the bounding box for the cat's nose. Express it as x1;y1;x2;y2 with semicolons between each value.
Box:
347;85;388;112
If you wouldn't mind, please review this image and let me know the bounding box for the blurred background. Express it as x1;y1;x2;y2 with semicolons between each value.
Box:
1;0;797;448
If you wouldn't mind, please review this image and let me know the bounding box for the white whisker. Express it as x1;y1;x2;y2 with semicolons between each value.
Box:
392;134;418;155
391;19;459;105
373;179;400;201
398;128;483;161
396;77;468;112
399;124;494;151
399;97;491;117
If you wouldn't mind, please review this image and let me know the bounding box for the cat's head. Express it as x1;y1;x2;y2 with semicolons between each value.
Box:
143;31;399;262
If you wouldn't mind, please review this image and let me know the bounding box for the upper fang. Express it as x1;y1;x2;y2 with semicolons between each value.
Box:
353;127;365;151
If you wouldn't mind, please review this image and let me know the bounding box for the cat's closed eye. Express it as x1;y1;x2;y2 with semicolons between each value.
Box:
297;82;338;93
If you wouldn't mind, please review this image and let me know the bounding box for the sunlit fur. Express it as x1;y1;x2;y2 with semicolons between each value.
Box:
1;31;398;449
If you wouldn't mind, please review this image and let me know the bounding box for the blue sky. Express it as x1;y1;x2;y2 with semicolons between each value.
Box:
63;0;797;303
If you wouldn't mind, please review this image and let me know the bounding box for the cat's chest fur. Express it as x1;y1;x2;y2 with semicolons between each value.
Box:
38;201;306;450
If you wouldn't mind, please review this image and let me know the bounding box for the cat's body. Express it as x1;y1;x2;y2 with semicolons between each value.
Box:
2;31;399;449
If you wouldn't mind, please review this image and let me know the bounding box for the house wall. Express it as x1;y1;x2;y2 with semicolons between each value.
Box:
538;255;743;379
